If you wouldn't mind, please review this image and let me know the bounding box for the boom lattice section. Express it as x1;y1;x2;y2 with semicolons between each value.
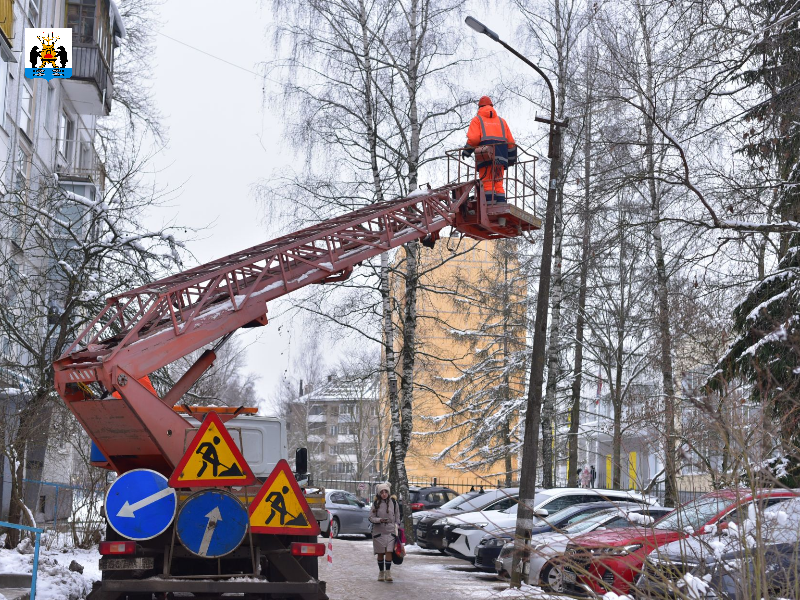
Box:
54;177;540;475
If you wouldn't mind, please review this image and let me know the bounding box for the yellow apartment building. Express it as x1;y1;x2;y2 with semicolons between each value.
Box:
390;238;529;487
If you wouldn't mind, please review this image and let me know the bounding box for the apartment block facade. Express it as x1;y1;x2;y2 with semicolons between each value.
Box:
286;375;382;482
0;0;123;521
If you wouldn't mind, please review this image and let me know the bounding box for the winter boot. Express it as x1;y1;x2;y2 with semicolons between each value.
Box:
385;571;393;582
378;571;385;582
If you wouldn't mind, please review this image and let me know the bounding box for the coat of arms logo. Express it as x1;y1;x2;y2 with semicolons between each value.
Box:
24;29;72;80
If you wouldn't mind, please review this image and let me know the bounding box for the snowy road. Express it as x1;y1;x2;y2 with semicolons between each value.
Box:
319;537;550;600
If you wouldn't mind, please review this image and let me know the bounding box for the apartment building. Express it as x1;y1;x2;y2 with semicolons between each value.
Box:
286;375;382;481
391;239;529;486
0;0;123;521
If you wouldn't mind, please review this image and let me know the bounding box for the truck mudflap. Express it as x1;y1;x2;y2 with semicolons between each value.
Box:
90;577;327;599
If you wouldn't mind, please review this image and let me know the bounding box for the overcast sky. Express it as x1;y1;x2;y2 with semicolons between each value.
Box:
146;2;302;413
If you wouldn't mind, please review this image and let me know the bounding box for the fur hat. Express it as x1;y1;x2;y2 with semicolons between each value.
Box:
375;482;391;495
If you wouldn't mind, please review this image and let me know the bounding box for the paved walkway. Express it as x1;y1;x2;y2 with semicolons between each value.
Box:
319;537;546;600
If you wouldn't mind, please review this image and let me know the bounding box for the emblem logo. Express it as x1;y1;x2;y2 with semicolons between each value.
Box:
24;29;72;80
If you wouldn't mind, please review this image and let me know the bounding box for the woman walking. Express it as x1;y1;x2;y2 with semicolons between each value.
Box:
369;482;401;582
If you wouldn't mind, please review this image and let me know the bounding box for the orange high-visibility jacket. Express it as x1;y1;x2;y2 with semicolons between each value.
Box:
465;105;517;169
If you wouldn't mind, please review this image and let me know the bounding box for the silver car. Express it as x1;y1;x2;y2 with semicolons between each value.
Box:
324;489;372;538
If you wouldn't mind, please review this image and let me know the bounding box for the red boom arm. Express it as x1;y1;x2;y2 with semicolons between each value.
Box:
54;177;540;476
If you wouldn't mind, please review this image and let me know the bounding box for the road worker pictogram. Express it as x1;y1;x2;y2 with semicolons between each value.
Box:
169;412;255;487
249;459;319;535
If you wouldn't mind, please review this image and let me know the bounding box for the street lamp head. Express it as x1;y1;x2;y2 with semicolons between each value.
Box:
465;16;500;42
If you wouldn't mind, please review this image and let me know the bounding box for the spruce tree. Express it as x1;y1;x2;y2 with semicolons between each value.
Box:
713;0;800;457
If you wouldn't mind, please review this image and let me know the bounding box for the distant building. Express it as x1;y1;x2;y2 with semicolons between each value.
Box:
391;240;528;486
286;375;382;482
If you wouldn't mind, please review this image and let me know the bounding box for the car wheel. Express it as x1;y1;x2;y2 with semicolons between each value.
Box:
541;562;565;593
330;517;341;539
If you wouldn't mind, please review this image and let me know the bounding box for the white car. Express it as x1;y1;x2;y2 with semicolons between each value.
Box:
496;505;672;591
445;488;658;562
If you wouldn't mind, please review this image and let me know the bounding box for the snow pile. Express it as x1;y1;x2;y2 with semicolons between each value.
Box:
0;541;100;600
625;511;654;526
677;572;712;599
496;582;551;597
602;593;633;600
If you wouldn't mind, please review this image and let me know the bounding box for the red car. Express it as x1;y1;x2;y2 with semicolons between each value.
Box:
561;488;798;596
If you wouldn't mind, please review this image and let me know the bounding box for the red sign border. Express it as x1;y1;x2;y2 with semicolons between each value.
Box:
248;459;320;535
168;412;256;488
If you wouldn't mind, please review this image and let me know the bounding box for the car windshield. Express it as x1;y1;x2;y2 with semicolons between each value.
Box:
654;496;730;532
409;491;420;503
500;493;551;515
440;491;482;510
563;510;619;534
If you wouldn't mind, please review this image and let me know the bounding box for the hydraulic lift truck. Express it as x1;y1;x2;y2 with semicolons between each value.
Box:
53;151;540;599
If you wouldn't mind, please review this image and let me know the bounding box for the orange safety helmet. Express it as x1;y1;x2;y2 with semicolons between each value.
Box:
478;96;493;107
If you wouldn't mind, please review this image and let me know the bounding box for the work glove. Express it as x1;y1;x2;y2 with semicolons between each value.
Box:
461;147;474;159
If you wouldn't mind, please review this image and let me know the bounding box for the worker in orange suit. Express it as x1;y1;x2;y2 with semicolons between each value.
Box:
461;96;517;203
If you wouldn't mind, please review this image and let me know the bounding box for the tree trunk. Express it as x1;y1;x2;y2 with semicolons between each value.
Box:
637;2;678;507
568;87;593;487
541;192;564;488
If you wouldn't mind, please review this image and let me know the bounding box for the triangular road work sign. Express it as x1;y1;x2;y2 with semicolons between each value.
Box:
249;459;320;535
169;412;255;487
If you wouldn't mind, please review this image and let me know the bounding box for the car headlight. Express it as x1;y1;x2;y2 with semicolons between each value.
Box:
412;515;423;525
590;544;643;556
459;522;489;531
481;537;511;548
433;518;447;526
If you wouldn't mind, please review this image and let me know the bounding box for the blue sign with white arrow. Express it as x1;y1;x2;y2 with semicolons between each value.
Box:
105;469;177;541
176;490;248;558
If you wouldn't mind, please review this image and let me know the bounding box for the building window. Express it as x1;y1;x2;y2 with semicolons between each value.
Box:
67;0;96;44
329;425;338;436
19;82;33;135
328;445;337;456
58;111;75;160
44;83;55;133
0;58;9;129
370;426;378;437
26;0;40;26
38;495;46;513
308;421;326;434
309;405;325;416
340;403;354;415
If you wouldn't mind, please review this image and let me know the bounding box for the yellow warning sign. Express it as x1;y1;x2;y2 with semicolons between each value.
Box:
168;412;255;487
249;459;320;535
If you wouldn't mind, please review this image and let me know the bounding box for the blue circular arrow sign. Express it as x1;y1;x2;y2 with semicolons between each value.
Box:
176;490;248;558
105;469;177;541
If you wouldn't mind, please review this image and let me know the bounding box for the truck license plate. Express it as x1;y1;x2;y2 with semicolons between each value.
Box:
563;570;576;585
100;557;154;571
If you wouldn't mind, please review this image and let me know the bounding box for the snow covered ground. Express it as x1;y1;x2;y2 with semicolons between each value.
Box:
321;536;560;600
0;534;100;600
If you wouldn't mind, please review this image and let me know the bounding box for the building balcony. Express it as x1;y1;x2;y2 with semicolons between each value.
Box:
62;44;113;116
0;0;13;46
308;414;326;423
56;137;104;188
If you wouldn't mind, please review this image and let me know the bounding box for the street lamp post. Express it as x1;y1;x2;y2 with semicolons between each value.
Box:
465;16;568;588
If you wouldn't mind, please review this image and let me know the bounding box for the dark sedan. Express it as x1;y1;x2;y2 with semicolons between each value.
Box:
415;488;518;551
409;486;458;512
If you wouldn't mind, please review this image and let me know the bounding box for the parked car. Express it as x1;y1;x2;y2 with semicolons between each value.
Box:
445;488;658;563
638;497;800;600
472;501;662;572
324;489;372;538
409;486;459;512
494;505;673;590
416;488;519;552
561;488;798;597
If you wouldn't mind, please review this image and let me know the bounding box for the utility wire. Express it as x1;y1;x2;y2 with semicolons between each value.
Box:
157;31;277;82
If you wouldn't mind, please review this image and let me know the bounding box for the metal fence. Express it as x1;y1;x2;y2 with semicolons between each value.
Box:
314;475;518;499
